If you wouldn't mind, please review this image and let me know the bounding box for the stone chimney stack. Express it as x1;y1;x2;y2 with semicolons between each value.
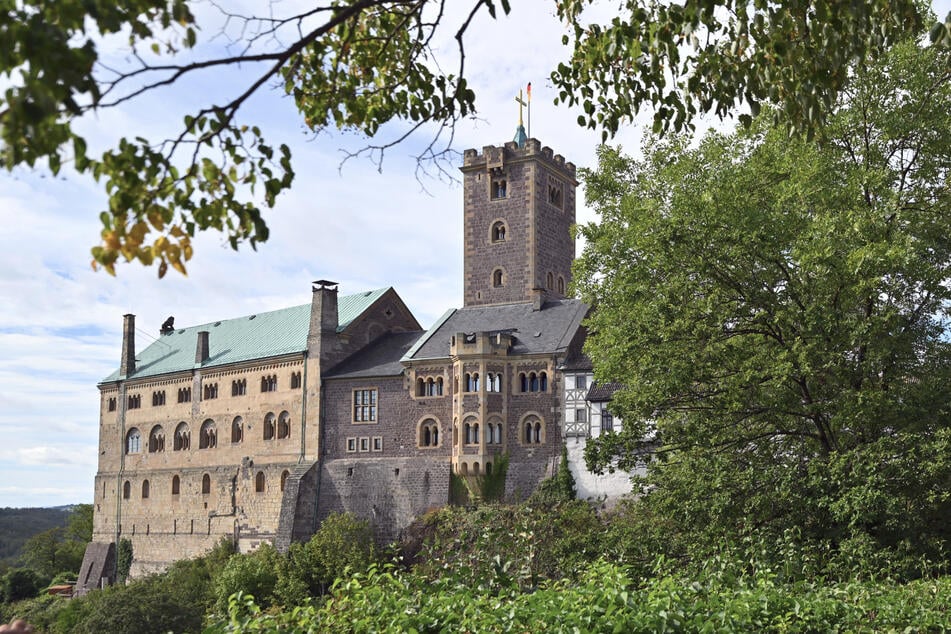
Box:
307;279;339;347
119;314;136;378
195;331;210;364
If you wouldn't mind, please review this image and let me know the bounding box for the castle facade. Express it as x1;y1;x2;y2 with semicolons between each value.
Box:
78;137;628;590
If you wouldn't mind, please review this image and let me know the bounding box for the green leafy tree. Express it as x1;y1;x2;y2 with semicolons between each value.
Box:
213;544;280;612
2;568;43;603
576;38;951;572
277;512;376;604
115;538;132;583
1;1;942;276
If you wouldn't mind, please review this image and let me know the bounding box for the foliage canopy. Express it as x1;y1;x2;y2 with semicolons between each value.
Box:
0;0;942;275
576;38;951;569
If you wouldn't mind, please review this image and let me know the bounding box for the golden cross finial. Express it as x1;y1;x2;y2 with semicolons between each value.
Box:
515;89;527;127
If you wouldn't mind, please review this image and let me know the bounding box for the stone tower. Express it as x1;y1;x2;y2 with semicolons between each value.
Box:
460;138;577;308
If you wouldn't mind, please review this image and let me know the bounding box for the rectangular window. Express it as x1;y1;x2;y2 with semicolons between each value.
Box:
372;437;383;452
359;437;370;452
576;375;587;390
575;408;588;424
602;411;614;433
346;438;357;453
353;389;378;423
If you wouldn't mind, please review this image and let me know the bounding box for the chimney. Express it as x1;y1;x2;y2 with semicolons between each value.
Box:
531;287;546;311
195;331;210;364
119;314;136;378
311;280;339;333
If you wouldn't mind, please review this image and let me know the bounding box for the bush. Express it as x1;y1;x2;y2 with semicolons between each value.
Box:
213;544;280;613
2;568;43;603
276;512;377;606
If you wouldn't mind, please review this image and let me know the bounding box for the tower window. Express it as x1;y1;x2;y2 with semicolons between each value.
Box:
548;176;563;208
491;220;507;242
491;177;507;199
492;268;504;287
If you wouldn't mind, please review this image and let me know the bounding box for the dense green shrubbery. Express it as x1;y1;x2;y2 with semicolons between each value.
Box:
208;559;951;633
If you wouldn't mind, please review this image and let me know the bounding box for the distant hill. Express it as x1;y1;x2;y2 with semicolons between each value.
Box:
0;507;72;569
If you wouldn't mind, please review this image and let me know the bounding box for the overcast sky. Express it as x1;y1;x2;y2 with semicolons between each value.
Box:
1;2;948;508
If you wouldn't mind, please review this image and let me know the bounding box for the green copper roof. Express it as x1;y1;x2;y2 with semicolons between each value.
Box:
101;288;390;383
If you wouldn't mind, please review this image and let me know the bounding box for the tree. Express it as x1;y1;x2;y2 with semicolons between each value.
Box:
0;1;939;277
576;38;951;571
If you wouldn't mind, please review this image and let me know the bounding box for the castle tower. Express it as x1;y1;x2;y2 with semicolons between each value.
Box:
460;137;577;308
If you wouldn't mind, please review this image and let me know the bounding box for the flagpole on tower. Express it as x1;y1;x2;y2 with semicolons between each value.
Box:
527;82;532;139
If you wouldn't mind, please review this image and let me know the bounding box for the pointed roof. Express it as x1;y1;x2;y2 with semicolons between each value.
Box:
101;288;390;383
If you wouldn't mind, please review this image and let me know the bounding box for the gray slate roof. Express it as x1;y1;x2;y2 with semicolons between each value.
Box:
325;331;425;379
102;288;390;383
404;299;588;361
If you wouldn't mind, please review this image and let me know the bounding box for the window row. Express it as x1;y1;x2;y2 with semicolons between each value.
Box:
462;372;504;393
546;272;566;295
518;371;548;392
125;412;292;454
457;414;545;446
108;372;304;412
345;436;384;453
121;470;291;499
415;376;444;397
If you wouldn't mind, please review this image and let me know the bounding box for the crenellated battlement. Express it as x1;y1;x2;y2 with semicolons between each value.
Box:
462;138;576;179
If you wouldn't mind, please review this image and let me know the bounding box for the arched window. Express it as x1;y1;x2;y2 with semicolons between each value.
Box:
277;411;291;439
231;416;243;443
491;220;507;242
493;423;502;445
464;416;479;445
174;422;190;451
280;470;290;492
547;271;554;290
199;419;217;449
201;473;211;495
255;471;265;493
171;475;180;495
492;268;504;287
416;377;425;396
125;428;141;454
520;373;528;392
148;425;165;453
465;373;473;392
522;415;544;445
122;481;131;499
426;378;435;396
141;480;150;499
486;462;493;475
487;418;503;445
540;372;548;392
419;418;440;448
558;276;565;295
530;372;539;392
263;413;275;440
436;377;444;395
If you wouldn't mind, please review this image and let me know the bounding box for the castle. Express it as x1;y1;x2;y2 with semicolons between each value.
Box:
78;135;631;590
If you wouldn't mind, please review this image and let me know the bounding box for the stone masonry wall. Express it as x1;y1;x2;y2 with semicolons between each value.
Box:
317;457;450;544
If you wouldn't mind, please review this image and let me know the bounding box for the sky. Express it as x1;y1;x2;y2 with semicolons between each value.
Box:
0;2;948;508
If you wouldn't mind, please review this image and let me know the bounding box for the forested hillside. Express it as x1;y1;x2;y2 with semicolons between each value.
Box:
0;508;71;569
